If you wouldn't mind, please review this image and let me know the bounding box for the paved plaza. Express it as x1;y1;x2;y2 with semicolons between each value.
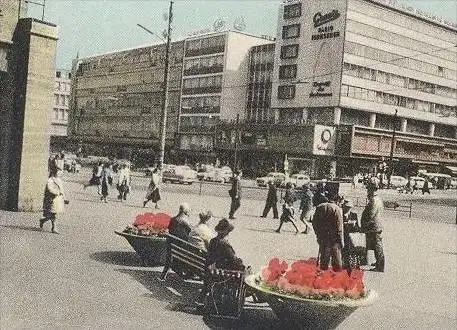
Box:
1;172;456;329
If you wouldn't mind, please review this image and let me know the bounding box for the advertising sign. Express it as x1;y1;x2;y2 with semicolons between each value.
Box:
302;0;347;108
313;124;337;155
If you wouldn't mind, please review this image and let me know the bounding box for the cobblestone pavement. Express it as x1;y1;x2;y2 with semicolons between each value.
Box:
1;173;456;329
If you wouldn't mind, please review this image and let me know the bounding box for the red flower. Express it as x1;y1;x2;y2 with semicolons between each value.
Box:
133;212;171;235
263;258;288;282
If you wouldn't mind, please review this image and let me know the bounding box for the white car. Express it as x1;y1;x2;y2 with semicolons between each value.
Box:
210;166;233;183
256;172;286;187
162;165;197;184
282;174;311;188
390;176;408;188
410;176;426;189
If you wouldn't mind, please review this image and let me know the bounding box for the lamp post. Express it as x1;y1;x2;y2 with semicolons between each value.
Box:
387;109;398;188
137;1;173;169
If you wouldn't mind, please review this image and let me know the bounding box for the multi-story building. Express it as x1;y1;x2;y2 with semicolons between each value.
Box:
68;41;185;162
266;0;457;177
51;69;71;148
176;31;273;162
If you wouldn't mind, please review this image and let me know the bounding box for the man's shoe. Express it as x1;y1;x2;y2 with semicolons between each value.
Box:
369;267;384;272
142;201;147;208
39;218;45;229
275;229;280;233
260;215;266;218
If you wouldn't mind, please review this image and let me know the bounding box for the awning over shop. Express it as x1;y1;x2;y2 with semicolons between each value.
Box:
445;166;457;175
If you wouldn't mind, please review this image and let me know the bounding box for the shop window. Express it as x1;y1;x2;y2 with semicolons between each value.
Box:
282;24;300;39
280;44;299;59
279;64;297;79
278;85;296;99
284;3;302;19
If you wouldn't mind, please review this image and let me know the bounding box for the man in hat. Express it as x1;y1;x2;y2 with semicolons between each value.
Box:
228;169;242;219
312;193;344;271
361;187;385;272
188;210;215;251
207;218;244;271
261;181;278;219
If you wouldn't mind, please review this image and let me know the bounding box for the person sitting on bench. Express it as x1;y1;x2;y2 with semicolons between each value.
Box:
159;203;192;280
188;210;215;251
206;218;245;271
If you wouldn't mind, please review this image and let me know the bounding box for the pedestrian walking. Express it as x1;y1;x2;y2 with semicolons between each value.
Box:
261;181;278;219
228;169;242;219
83;161;103;194
99;163;112;203
275;200;300;234
143;166;161;209
40;169;68;234
361;186;385;272
312;193;344;271
283;182;297;205
299;183;314;234
422;178;430;195
117;163;131;201
312;181;329;207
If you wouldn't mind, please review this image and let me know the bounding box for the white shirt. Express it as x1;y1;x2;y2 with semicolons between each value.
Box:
188;223;215;251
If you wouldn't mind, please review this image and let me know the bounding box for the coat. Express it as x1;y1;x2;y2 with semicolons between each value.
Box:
283;188;297;204
312;202;343;245
206;236;245;271
300;189;314;212
43;177;65;217
168;213;192;240
229;177;242;199
145;173;161;202
266;185;278;204
361;195;383;233
280;203;295;223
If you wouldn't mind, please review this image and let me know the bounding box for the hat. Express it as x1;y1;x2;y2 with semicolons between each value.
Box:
199;210;213;221
215;218;234;233
342;200;353;208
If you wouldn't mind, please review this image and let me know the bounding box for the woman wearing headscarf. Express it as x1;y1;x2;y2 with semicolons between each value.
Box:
40;169;68;233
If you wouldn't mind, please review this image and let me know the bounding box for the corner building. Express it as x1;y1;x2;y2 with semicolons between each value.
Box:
271;0;457;176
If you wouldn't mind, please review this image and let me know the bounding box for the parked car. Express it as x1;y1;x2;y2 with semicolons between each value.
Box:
281;174;311;188
210;166;233;183
256;172;286;187
409;176;426;189
389;176;408;188
196;165;215;181
145;164;174;176
162;165;197;184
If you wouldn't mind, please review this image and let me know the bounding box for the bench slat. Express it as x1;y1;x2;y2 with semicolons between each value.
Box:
170;248;207;268
170;243;207;262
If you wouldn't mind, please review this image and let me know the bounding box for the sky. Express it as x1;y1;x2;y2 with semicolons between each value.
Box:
25;0;457;69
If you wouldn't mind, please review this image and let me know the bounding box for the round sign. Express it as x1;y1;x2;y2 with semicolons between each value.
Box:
321;129;332;143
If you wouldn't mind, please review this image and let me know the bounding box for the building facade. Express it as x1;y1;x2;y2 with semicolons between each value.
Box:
50;69;71;149
266;0;457;177
68;41;185;162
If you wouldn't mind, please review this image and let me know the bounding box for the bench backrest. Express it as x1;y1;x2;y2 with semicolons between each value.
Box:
166;234;208;275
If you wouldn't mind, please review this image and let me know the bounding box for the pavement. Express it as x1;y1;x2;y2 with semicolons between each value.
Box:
1;172;456;329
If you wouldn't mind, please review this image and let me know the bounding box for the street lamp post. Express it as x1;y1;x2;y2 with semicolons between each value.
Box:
387;109;398;188
137;1;173;169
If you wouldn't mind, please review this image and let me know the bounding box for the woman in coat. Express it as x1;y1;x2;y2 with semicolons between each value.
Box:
143;167;161;208
40;169;67;233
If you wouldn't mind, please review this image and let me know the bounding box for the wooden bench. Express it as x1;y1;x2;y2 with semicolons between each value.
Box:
163;234;247;319
163;234;208;281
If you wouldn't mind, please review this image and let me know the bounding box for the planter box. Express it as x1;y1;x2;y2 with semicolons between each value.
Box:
115;230;167;266
245;274;377;329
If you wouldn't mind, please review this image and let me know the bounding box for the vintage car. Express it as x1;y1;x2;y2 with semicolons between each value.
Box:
209;166;233;183
162;165;197;184
256;172;286;187
281;174;311;188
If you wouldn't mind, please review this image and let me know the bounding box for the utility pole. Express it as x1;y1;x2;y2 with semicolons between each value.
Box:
387;109;398;188
158;1;173;169
233;114;240;170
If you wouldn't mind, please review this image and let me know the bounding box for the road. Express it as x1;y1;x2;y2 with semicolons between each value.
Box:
1;170;456;329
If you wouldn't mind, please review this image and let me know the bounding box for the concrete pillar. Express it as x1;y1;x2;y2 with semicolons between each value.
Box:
369;113;376;128
302;108;309;124
0;18;57;211
333;107;341;125
401;118;407;132
428;123;435;136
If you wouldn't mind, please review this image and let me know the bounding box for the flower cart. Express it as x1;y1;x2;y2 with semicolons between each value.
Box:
244;258;378;329
115;212;171;266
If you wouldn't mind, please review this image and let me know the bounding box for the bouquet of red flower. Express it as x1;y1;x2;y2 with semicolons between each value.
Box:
260;257;365;300
123;212;171;236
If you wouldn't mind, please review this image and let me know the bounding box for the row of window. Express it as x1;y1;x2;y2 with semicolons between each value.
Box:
183;55;224;76
282;24;300;39
55;94;70;107
345;41;456;80
343;63;457;98
346;19;456;63
53;108;68;121
182;75;222;89
55;81;70;92
185;36;225;57
181;96;221;114
180;115;220;129
341;84;457;117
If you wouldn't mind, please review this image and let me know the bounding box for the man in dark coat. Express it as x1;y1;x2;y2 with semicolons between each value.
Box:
313;182;329;207
228;169;242;219
312;193;344;271
261;181;278;219
159;203;192;280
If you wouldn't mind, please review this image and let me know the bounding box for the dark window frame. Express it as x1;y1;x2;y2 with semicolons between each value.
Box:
280;44;299;59
279;64;297;79
278;85;296;100
283;3;302;19
282;23;301;39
